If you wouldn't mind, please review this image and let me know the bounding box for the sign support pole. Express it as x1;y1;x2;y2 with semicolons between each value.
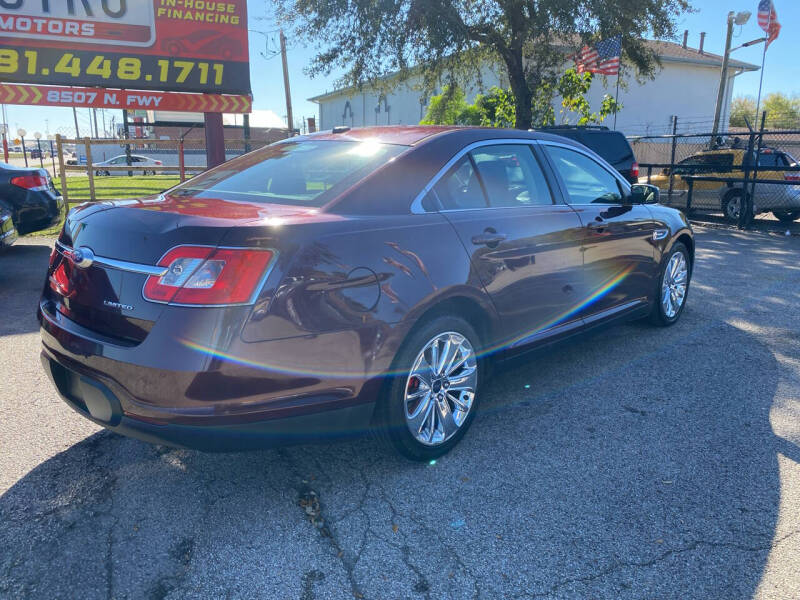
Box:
204;113;225;169
122;109;133;176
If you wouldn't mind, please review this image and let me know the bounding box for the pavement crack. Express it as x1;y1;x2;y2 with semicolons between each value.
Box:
523;529;800;599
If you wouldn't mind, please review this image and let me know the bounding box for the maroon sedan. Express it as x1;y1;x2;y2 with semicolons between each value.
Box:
39;126;693;460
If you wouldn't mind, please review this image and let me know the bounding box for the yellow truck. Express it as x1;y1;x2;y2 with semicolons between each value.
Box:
646;147;800;223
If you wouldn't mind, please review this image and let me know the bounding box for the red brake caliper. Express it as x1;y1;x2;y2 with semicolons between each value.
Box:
406;376;421;413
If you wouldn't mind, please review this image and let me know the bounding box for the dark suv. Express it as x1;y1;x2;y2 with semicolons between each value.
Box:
538;126;639;184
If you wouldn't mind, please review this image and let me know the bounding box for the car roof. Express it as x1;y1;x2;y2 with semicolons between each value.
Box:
292;125;580;147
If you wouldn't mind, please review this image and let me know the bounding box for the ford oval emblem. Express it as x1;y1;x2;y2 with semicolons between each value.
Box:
71;247;95;269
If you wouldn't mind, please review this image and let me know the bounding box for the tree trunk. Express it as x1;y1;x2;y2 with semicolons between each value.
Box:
503;49;532;129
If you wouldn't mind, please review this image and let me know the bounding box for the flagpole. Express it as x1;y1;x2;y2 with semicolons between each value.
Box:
613;70;621;130
753;10;771;125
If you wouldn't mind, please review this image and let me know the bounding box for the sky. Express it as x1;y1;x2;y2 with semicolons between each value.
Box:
2;0;797;138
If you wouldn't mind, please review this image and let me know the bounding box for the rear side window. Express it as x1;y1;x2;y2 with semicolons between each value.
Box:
546;145;623;204
169;140;406;207
434;155;488;210
577;132;634;164
470;144;553;207
757;152;790;168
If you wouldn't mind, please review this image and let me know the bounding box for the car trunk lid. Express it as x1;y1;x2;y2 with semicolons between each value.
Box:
45;195;336;344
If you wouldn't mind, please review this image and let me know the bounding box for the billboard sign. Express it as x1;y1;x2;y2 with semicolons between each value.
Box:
0;0;251;96
0;83;252;112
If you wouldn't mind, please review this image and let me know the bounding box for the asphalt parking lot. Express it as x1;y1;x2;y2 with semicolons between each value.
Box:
1;227;799;600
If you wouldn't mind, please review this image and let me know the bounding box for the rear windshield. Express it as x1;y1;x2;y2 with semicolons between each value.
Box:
168;140;406;207
577;132;634;164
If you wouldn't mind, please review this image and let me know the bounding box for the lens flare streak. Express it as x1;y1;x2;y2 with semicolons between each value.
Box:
177;264;636;378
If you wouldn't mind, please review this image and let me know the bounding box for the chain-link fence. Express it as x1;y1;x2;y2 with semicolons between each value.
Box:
53;124;288;205
629;116;800;229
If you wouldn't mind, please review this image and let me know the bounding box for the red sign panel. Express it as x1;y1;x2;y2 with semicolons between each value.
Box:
0;0;250;95
0;83;252;113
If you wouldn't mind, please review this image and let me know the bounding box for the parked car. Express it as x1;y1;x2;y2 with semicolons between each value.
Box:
29;147;46;159
647;146;800;223
0;205;17;250
538;125;639;184
94;154;163;176
39;126;693;460
0;162;64;234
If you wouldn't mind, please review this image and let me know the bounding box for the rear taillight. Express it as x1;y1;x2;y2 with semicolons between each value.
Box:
143;245;275;306
630;161;639;180
155;160;163;165
11;175;49;191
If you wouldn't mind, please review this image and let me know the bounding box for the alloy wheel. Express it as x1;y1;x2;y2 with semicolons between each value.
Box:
403;332;478;446
661;251;688;319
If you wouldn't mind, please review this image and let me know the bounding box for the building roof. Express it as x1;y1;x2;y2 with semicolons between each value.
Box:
649;39;759;71
308;38;760;103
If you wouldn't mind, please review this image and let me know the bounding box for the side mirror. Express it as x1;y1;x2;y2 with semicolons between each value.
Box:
630;183;660;205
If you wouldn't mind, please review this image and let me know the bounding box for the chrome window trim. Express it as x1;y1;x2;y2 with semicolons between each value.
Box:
55;241;168;277
410;138;545;214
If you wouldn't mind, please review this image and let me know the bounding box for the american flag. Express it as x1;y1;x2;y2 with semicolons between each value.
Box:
576;36;622;76
757;0;781;48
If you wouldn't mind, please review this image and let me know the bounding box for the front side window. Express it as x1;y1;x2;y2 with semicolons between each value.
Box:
546;145;623;204
167;140;406;207
470;144;553;207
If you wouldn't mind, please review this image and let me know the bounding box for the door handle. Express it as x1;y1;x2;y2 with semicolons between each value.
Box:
471;231;507;247
587;221;607;234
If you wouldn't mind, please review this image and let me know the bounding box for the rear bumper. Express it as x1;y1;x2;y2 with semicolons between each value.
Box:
13;191;64;234
38;299;392;451
41;350;377;451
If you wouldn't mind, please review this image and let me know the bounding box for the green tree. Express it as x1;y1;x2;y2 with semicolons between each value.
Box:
730;94;800;129
729;96;756;128
763;93;800;128
474;87;517;127
422;73;620;129
556;68;621;125
277;0;691;130
420;85;475;125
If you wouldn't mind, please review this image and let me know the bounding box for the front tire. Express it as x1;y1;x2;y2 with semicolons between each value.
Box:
377;315;483;461
649;242;691;327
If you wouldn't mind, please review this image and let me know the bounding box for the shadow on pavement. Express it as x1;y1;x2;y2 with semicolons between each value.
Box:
0;241;52;336
1;313;796;599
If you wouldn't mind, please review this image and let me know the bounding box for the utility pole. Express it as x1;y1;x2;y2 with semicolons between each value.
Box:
711;13;735;142
92;108;99;139
280;30;294;135
72;107;80;138
711;10;756;144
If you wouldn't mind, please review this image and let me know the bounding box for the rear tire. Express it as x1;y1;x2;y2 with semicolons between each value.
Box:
773;210;800;223
721;190;745;223
649;242;691;327
376;315;484;461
